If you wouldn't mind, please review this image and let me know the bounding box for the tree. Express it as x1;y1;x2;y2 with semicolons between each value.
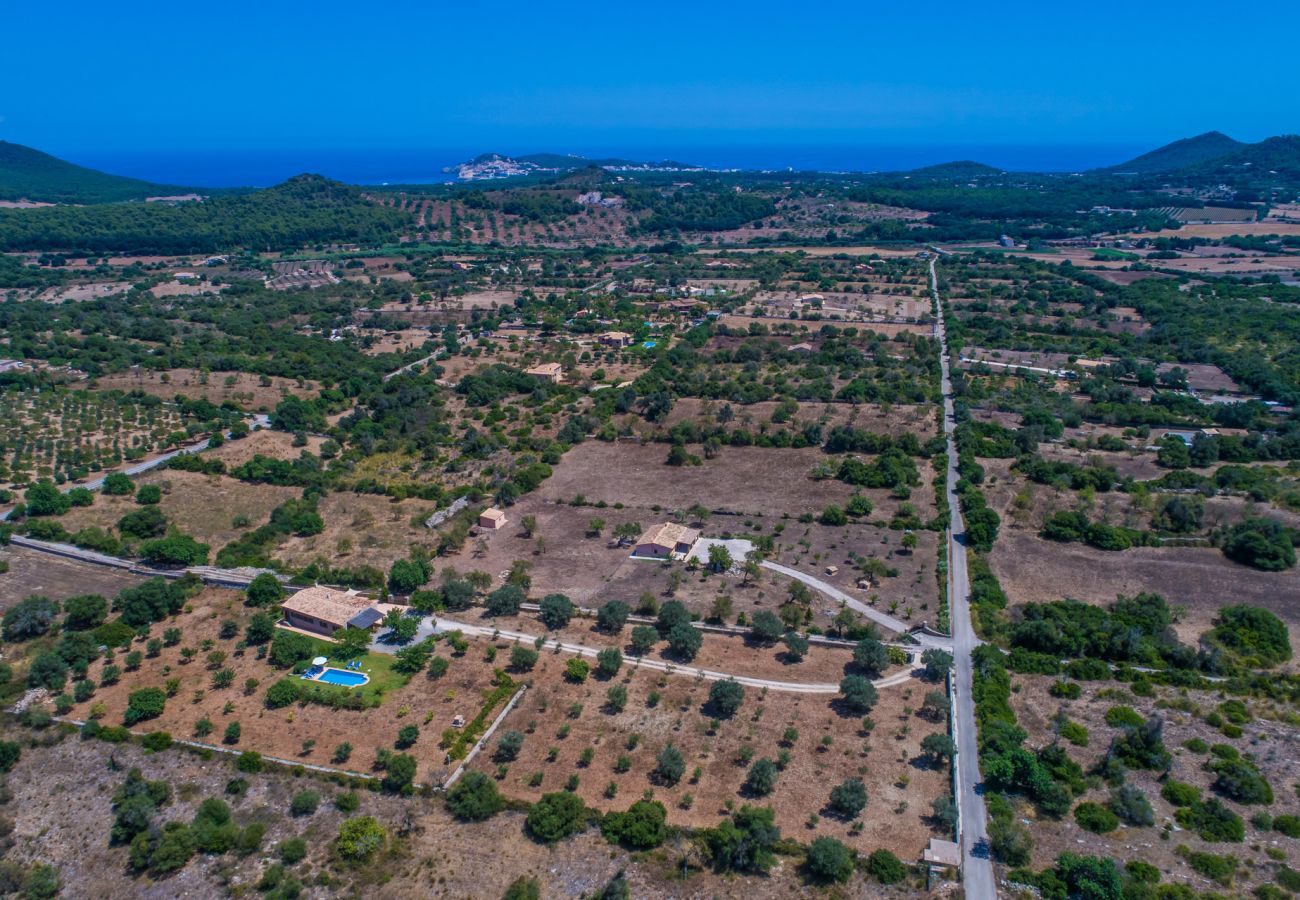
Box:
1222;518;1296;572
388;558;428;595
654;745;685;785
656;600;691;635
383;609;419;643
922;690;950;720
539;593;574;629
526;792;588;843
606;683;628;712
921;648;953;681
749;610;783;645
269;629;315;668
381;753;417;794
853;638;889;676
783;631;809;661
334;816;387;864
485;584;525;616
702;805;780;874
503;877;541;900
118;505;167;539
819;505;847;526
510;646;539;672
24;481;70;517
708;679;745;718
27;651;67;690
828;778;868;818
3;595;58;641
597;600;629;633
1156;436;1191;469
921;733;956;765
264;678;300;709
666;622;702;661
596;648;622;678
135;484;163;505
630;625;658;655
395;725;419;749
1207;604;1292;667
125;688;167;725
805;837;855;884
140;532;209;566
586;517;605;538
707;543;733;572
839;675;878;713
744;758;779;796
290;790;320;816
446;770;503;821
62;594;107;631
495;730;525;762
1056;854;1122;900
988;817;1032;866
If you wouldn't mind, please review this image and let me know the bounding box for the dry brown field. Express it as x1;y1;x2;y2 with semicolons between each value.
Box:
90;368;319;411
0;545;146;610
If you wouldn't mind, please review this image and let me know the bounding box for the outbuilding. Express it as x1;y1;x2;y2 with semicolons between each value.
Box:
634;523;700;559
478;507;507;530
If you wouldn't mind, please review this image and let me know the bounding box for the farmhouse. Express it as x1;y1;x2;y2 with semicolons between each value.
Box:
281;586;383;637
478;507;507;530
788;342;814;354
634;523;700;559
598;331;633;348
525;362;563;383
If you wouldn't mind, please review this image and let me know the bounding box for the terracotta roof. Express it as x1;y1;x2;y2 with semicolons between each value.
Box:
637;522;700;549
282;585;377;626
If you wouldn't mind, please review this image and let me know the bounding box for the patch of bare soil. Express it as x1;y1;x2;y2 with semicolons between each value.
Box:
0;546;145;610
90;369;319;412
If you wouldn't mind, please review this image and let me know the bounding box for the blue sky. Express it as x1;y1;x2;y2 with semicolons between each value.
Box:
3;0;1297;166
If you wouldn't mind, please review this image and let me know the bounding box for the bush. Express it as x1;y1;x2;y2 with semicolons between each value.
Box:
235;750;262;772
654;745;685;785
595;648;622;679
334;816;386;864
1110;784;1154;827
503;877;541;900
395;725;419;749
279;837;308;864
103;472;134;495
1274;814;1300;838
269;629;316;668
1074;801;1119;834
665;622;702;661
526;792;588;843
1176;797;1245;842
1207;604;1291;668
2;595;58;641
1211;755;1273;805
866;848;908;884
743;758;779;796
62;594;107;631
135;484;163;505
805;836;854;884
142;732;173;752
565;658;590;682
446;770;503;821
749;611;783;645
629;625;659;655
26;651;68;690
124;688;167;725
264;678;301;708
707;679;744;718
602;800;666;849
510;646;539;671
853;637;889;676
828;778;868;818
1222;518;1296;572
0;742;21;774
245;573;284;607
290;790;320;816
1104;706;1144;728
1162;780;1201;806
485;585;525;616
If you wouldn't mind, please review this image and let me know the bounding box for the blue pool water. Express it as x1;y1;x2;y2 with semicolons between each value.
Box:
316;668;368;687
642;340;657;348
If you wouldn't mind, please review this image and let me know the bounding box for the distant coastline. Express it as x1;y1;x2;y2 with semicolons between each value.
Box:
62;143;1149;188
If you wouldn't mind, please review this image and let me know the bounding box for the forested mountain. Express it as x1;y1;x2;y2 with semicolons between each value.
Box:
0;174;410;253
1178;135;1300;178
0;141;187;204
1101;131;1246;174
908;161;1004;178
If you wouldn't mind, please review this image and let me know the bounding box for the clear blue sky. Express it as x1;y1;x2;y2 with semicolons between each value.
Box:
4;0;1296;162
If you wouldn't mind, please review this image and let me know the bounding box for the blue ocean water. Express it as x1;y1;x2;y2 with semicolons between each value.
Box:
75;143;1147;188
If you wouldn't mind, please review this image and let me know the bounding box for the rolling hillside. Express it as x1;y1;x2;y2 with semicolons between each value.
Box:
1101;131;1246;175
0;141;189;204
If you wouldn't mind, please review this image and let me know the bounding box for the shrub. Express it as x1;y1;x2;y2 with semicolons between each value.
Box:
654;745;685;785
1109;784;1154;827
446;771;503;821
866;848;908;884
268;629;316;668
665;622;702;661
1222;518;1296;572
279;837;308;864
743;758;779;796
235;750;262;772
334;816;386;864
1060;721;1089;746
62;594;107;631
565;658;590;682
853;638;889;676
1104;706;1144;728
1176;797;1245;843
135;484;163;505
124;688;167;725
595;648;622;679
602;800;667;849
495;730;524;762
839;675;878;713
1211;757;1274;805
805;836;854;884
103;472;134;495
510;646;539;672
828;778;868;819
290;790;320;816
1274;814;1300;838
749;611;783;645
2;595;58;641
629;625;658;655
485;585;525;616
526;792;588;843
1207;604;1291;667
264;678;300;709
245;573;284;607
1072;800;1118;834
395;725;419;749
142;732;173;752
1161;780;1201;807
596;600;629;633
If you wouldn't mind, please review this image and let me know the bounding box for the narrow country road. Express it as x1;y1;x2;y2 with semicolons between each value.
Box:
931;254;996;898
759;560;952;648
383;347;446;382
368;614;921;695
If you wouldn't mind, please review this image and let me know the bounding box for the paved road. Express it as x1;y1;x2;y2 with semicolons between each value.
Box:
931;255;996;899
369;613;921;695
383;348;446;382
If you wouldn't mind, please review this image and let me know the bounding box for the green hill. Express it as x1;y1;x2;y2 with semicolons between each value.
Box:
1179;135;1300;178
0;141;189;204
907;160;1003;178
1101;131;1246;175
0;174;409;254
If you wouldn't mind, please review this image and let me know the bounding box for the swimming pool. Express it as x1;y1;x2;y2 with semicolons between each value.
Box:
314;667;369;687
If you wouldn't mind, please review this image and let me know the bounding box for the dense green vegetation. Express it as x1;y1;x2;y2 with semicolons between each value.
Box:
0;141;185;204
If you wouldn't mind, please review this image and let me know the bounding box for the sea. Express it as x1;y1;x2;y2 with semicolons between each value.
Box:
75;144;1149;189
